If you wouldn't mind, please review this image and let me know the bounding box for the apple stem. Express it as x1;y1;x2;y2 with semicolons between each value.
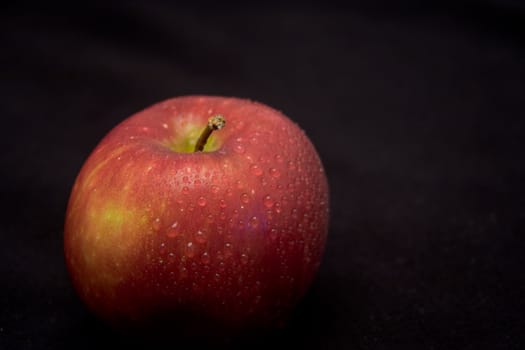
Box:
194;115;226;152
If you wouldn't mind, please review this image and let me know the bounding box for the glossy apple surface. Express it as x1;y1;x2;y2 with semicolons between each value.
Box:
64;96;329;333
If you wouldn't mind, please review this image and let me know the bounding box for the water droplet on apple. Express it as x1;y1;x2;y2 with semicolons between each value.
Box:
185;242;195;258
269;228;278;241
224;243;233;259
195;230;207;244
275;154;284;163
234;144;245;154
211;185;220;194
269;168;281;178
240;193;250;204
240;253;249;265
197;196;207;207
250;164;263;176
166;221;179;238
182;186;189;194
249;216;259;229
263;195;274;208
219;199;227;208
152;218;161;231
201;252;210;264
182;176;190;184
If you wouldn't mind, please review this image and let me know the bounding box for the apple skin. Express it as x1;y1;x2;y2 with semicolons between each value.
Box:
64;96;329;333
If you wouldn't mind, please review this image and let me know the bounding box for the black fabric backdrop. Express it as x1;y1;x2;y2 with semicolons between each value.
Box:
2;1;525;349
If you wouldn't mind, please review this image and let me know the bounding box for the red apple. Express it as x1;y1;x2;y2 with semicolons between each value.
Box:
64;96;329;334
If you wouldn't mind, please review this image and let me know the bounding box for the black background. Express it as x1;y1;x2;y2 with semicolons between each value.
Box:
2;1;525;349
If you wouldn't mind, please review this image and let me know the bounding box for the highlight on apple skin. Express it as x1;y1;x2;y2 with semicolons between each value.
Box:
64;96;329;334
